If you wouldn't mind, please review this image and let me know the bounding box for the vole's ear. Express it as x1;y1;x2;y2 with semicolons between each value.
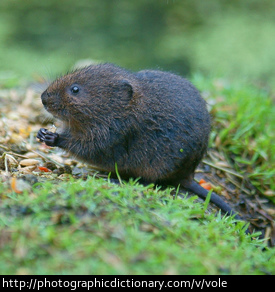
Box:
117;79;133;99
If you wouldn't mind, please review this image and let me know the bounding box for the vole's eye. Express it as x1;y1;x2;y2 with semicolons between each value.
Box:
71;85;80;94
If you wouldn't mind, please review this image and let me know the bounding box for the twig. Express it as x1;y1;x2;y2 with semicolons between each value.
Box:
31;150;64;167
5;152;29;159
0;144;9;151
202;160;244;179
4;154;18;174
225;175;251;195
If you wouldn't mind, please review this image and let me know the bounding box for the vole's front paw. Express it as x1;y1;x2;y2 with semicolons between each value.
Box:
37;128;47;142
37;128;59;147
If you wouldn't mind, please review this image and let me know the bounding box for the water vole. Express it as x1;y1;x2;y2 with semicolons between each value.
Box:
37;63;241;219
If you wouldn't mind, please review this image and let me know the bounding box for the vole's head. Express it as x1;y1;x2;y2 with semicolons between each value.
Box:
41;63;136;130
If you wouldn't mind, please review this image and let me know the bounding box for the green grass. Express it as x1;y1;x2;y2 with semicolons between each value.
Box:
0;176;274;275
192;74;275;197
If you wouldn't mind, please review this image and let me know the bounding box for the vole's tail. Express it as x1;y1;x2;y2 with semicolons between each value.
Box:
185;181;242;220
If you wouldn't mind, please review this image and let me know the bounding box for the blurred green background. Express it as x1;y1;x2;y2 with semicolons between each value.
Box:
0;0;275;88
